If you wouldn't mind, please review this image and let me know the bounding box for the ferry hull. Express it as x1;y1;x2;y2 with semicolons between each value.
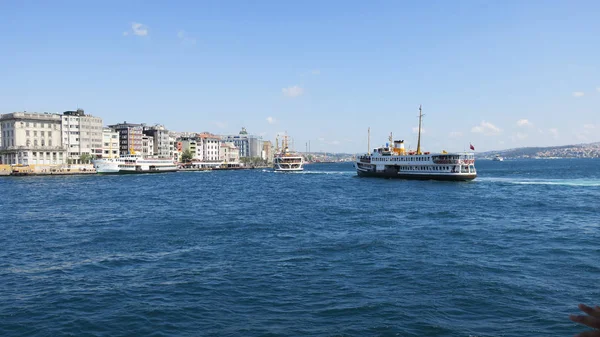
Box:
96;168;178;175
356;169;476;181
274;167;304;172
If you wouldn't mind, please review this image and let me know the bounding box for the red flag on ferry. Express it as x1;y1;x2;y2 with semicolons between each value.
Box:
470;143;475;150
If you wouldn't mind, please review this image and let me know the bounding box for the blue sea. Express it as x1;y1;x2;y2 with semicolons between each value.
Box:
1;159;599;336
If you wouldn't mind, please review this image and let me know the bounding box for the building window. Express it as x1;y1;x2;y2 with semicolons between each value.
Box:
26;130;30;136
34;131;37;137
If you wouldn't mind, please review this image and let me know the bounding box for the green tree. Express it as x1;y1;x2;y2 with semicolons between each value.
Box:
79;153;93;164
181;150;193;163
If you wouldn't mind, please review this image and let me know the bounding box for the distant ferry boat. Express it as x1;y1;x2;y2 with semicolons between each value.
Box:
273;134;304;172
492;155;504;161
93;154;178;174
355;106;476;181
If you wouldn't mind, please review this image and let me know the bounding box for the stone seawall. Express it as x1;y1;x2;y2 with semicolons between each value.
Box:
1;164;96;176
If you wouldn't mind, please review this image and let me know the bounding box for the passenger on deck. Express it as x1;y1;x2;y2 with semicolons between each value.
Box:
570;303;600;336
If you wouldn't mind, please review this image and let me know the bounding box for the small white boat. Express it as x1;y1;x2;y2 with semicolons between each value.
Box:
492;155;504;161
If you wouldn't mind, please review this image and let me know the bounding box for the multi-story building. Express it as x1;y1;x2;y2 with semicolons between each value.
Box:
262;140;274;163
141;134;154;157
101;128;119;159
168;133;177;161
197;132;221;162
107;122;143;156
62;109;103;163
0;112;66;165
220;142;240;164
142;124;170;158
222;127;263;158
180;137;198;160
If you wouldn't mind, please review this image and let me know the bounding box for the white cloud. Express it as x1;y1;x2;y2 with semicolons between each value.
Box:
330;140;341;145
573;91;585;97
123;22;149;37
177;30;197;45
471;121;502;135
282;85;304;98
412;127;426;134
266;116;276;124
311;69;320;75
584;124;595;129
449;131;463;138
597;87;600;93
548;128;559;138
516;119;532;127
317;137;325;142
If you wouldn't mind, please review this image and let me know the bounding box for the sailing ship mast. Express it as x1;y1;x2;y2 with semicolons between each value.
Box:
416;105;424;155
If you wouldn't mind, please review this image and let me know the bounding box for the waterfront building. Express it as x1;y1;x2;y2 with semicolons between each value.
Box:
197;132;221;162
220;142;240;164
180;137;198;160
107;122;143;156
263;141;274;164
0;112;66;165
142;124;170;158
168;133;177;161
101;128;119;159
141;134;154;158
222;127;263;158
61;109;103;163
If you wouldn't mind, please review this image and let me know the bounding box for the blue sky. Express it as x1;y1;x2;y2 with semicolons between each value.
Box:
1;0;599;153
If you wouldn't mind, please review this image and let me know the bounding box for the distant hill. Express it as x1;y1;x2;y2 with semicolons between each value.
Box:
477;142;600;159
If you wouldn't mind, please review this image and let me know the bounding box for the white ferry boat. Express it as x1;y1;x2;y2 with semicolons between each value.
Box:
93;154;178;174
492;155;504;161
273;134;304;172
355;106;476;181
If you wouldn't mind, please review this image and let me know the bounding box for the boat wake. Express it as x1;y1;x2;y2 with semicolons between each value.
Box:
478;177;600;187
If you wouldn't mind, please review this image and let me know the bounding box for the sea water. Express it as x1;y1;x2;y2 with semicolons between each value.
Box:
0;159;598;336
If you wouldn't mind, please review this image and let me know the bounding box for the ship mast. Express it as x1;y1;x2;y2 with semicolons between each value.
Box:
368;127;370;154
416;105;424;155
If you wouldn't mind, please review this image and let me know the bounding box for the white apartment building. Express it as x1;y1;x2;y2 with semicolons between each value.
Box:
0;112;66;165
168;133;177;161
141;135;154;157
62;109;103;163
198;133;221;162
102;128;119;158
